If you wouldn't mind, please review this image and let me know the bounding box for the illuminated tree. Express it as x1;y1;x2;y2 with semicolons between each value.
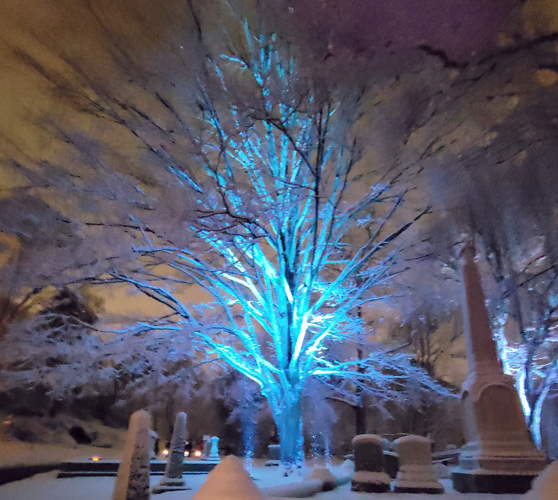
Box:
0;1;446;465
92;16;443;464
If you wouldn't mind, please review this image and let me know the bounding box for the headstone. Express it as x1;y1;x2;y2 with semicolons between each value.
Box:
392;435;444;494
351;434;390;493
452;244;547;494
209;436;220;461
112;410;151;500
193;455;264;500
202;435;212;460
265;444;281;466
152;412;189;494
149;430;158;460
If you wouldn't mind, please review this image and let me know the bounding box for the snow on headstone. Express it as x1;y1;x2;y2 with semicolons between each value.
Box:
112;410;151;500
526;460;558;500
392;435;444;494
351;434;390;493
192;455;264;500
152;412;189;494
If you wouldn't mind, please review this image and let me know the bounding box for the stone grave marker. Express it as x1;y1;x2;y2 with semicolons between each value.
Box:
265;444;281;466
112;410;151;500
393;435;444;494
351;434;390;493
152;412;189;494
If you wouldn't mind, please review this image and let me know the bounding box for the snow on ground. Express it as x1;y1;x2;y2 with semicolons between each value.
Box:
0;466;528;500
0;440;530;500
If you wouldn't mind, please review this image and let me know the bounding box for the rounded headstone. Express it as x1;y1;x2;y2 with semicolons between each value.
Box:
351;434;390;493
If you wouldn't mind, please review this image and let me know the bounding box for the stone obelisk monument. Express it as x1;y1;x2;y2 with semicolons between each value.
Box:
152;412;189;493
452;244;547;494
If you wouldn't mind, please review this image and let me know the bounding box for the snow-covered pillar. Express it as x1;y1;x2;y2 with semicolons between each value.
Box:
452;243;547;494
112;410;152;500
152;412;189;493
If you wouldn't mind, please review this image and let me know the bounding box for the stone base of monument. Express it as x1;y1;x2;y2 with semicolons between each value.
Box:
151;477;190;494
452;468;540;494
351;471;391;493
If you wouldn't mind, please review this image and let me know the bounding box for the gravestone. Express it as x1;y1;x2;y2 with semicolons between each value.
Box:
265;444;281;466
152;412;189;494
112;410;151;500
351;434;390;493
393;435;444;494
209;436;220;460
193;455;263;500
149;430;158;460
201;435;212;460
452;244;547;494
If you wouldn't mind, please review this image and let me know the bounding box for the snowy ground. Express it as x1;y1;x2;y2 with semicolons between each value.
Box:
0;469;527;500
0;439;530;500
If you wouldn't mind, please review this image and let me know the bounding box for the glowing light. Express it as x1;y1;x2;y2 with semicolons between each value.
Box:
184;450;189;457
162;449;169;457
91;456;100;462
194;450;202;458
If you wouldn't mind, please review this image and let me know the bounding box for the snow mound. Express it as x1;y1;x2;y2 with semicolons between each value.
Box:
527;460;558;500
193;455;263;500
341;459;355;470
353;470;391;484
305;465;336;490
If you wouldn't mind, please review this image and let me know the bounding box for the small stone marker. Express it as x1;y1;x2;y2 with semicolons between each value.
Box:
149;430;158;460
351;434;391;493
265;444;281;466
202;435;211;459
152;412;189;494
393;435;444;494
209;436;220;460
112;410;151;500
193;455;264;500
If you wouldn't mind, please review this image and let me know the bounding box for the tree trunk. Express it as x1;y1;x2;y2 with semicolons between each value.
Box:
274;393;304;467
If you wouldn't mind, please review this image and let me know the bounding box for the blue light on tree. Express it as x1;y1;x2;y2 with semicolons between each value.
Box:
109;18;438;466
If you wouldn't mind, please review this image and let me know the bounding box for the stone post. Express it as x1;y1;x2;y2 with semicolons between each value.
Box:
393;435;443;494
152;412;189;493
112;410;151;500
201;435;212;460
452;243;547;494
351;434;390;493
209;436;220;461
265;444;281;466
